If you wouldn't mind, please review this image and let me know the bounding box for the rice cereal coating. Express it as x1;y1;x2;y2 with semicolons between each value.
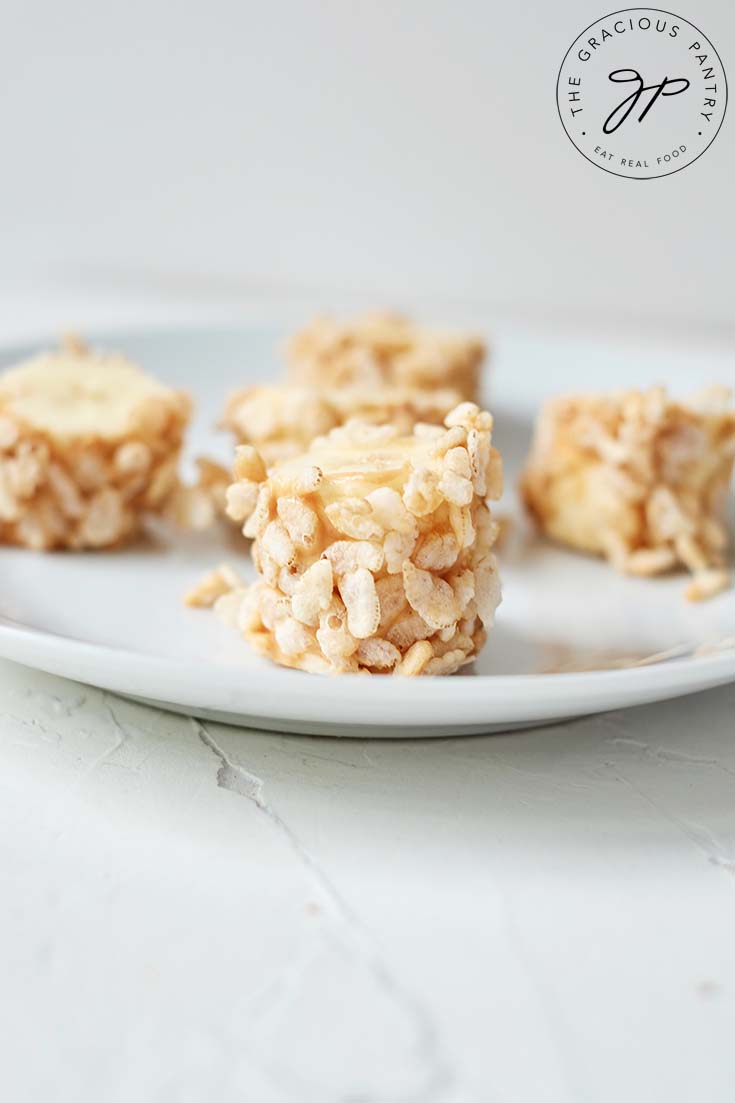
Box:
520;386;735;598
285;312;486;402
0;338;191;549
221;382;463;467
223;402;503;675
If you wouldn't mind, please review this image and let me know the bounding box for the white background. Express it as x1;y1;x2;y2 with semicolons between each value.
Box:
1;0;733;335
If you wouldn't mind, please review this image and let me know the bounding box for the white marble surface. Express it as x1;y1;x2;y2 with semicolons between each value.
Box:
1;659;734;1102
1;287;734;1101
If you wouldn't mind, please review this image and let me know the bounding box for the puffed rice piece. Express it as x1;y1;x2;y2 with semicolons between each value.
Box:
184;563;244;607
683;569;730;603
285;312;486;401
165;456;232;533
520;387;735;598
221;381;463;467
223;402;503;674
0;337;191;549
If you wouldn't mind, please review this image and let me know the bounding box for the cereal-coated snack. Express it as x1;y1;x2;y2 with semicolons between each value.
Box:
285;312;486;402
0;337;191;549
221;382;463;467
520;386;735;599
223;402;503;674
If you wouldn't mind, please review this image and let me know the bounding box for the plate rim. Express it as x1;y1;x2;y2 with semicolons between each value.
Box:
0;620;732;729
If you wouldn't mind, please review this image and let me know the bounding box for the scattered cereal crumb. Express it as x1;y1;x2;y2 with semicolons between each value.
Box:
684;569;730;603
184;563;243;608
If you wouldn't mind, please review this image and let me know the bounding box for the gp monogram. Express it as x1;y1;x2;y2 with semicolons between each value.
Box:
556;8;727;179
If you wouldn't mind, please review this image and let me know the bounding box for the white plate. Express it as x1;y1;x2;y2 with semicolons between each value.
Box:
0;323;733;736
